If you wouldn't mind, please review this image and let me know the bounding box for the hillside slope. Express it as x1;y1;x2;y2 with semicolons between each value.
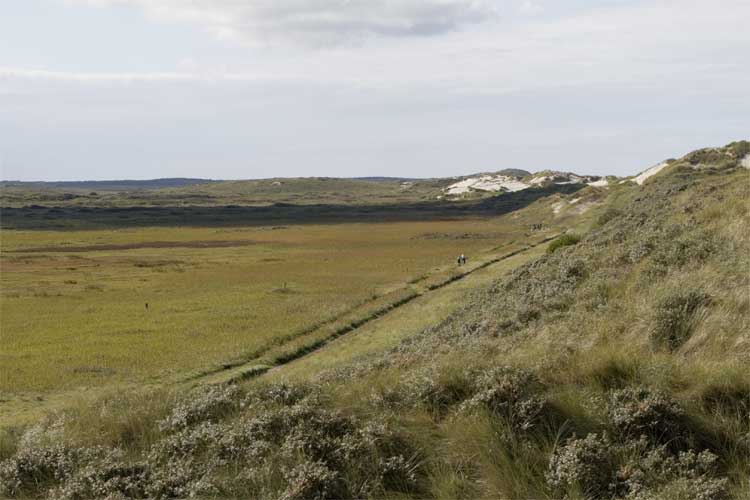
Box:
1;142;748;499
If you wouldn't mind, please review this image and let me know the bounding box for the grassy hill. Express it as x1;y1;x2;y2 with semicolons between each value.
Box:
0;142;748;499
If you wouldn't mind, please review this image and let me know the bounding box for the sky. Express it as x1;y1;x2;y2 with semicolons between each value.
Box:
1;0;748;181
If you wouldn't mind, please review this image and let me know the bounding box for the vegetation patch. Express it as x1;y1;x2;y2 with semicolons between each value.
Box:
546;233;582;254
651;289;710;351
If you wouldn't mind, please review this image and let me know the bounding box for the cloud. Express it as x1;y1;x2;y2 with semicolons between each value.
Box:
13;0;750;93
518;1;544;16
72;0;500;45
4;0;748;180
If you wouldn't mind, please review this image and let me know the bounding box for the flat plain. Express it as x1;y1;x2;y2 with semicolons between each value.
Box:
1;182;574;425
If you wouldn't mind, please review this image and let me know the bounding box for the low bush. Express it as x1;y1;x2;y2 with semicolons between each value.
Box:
595;207;623;228
0;386;425;499
646;232;716;277
608;388;686;447
371;367;478;418
459;367;550;433
158;385;241;431
547;233;582;254
618;444;729;500
651;290;710;351
281;461;344;500
546;432;616;498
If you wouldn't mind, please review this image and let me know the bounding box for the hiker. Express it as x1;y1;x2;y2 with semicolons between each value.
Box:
457;255;462;266
460;254;466;265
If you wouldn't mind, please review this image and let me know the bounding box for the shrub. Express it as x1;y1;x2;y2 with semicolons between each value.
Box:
158;385;241;431
248;382;314;406
51;454;150;500
374;367;478;418
460;367;550;433
627;240;655;264
726;140;750;159
515;306;541;324
608;388;686;446
619;445;728;500
280;461;345;500
0;444;124;499
595;207;623;227
684;148;729;166
651;290;710;351
0;445;76;497
647;233;716;275
547;233;582;254
546;433;616;498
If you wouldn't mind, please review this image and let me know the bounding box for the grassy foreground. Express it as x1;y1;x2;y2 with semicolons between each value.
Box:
0;142;748;499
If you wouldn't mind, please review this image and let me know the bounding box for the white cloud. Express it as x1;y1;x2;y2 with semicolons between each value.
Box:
15;0;750;91
3;0;748;180
72;0;500;45
518;1;544;16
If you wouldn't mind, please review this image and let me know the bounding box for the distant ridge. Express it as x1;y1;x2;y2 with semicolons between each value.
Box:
351;176;423;182
0;178;218;191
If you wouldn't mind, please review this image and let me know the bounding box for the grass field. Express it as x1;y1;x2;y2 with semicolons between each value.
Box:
1;195;570;414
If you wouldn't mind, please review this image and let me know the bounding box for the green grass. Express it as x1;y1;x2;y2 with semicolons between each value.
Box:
546;232;581;253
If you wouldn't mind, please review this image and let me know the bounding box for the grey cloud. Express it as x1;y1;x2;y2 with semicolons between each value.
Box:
79;0;500;45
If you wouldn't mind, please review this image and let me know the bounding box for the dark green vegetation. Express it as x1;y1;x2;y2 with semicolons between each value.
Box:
1;142;748;499
547;233;581;254
0;178;220;191
0;177;448;211
1;183;583;230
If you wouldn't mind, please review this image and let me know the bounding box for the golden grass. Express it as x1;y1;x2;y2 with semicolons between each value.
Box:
1;216;556;404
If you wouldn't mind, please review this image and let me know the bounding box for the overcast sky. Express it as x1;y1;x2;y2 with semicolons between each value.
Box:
1;0;748;181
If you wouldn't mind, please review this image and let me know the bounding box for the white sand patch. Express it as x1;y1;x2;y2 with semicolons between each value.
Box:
445;175;530;195
529;175;551;185
444;178;477;195
742;154;750;169
633;161;669;185
588;179;609;187
568;174;584;183
569;197;581;205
